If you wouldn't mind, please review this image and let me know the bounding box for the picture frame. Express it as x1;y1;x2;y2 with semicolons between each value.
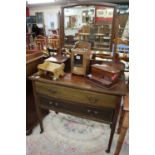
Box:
36;12;44;24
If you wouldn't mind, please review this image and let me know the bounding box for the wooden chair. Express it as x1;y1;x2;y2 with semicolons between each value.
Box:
47;38;60;55
81;25;90;33
48;38;59;49
35;35;47;51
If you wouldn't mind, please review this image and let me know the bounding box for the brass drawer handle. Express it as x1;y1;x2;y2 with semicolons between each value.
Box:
47;88;57;94
87;96;99;104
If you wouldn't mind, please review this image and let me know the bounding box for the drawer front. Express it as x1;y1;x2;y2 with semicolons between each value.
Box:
36;81;119;108
39;96;114;123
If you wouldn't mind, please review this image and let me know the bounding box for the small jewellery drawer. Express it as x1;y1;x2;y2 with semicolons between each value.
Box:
38;96;114;123
35;81;118;108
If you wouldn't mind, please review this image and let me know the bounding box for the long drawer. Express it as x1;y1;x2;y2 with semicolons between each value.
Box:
35;81;119;108
38;96;114;123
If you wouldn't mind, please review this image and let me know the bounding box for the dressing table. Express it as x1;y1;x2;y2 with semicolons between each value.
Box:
29;72;127;153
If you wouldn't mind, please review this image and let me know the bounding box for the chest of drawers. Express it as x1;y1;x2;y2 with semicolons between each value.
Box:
30;73;127;153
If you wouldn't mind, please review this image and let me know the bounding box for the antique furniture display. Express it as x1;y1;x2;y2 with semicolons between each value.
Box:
114;93;129;155
71;41;91;76
29;73;127;153
60;2;118;51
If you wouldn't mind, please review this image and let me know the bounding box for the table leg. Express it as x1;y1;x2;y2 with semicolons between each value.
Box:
39;116;44;134
36;106;44;133
117;107;125;134
32;81;44;134
114;127;127;155
106;100;121;153
106;123;117;153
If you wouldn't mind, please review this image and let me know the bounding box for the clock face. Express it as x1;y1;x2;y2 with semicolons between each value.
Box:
74;54;83;66
76;55;81;60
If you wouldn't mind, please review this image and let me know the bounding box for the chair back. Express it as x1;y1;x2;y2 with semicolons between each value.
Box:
35;35;47;51
48;38;59;49
81;25;90;33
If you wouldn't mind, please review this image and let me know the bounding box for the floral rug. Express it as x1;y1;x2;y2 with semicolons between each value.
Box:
26;111;129;155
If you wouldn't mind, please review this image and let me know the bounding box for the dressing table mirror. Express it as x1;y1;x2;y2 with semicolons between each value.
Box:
60;2;118;52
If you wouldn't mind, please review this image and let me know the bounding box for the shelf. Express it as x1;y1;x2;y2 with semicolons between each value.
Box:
93;47;110;51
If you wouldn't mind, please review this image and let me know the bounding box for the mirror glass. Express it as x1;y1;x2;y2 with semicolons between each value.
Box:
64;5;114;51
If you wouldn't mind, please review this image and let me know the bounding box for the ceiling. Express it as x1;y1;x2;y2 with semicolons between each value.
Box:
27;0;129;8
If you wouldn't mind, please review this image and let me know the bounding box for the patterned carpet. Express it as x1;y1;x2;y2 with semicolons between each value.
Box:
26;111;129;155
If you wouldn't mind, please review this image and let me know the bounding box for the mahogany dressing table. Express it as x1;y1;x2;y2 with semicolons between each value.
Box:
29;72;127;153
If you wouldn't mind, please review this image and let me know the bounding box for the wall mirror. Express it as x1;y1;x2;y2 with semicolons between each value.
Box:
60;3;118;52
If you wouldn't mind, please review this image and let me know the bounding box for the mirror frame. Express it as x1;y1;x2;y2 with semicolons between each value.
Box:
60;2;118;51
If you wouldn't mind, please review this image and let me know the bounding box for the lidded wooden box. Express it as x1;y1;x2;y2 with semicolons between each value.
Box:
89;63;122;87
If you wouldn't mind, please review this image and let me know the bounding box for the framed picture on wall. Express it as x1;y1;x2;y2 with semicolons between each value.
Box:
36;12;44;24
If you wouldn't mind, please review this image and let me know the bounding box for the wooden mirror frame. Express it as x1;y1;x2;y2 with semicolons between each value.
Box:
60;2;118;52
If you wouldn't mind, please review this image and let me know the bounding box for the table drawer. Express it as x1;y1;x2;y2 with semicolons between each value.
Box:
38;96;114;123
36;81;119;108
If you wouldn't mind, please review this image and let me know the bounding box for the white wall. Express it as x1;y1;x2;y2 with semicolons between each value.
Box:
29;5;61;36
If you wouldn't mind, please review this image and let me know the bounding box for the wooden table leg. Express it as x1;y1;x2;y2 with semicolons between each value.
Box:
114;127;128;155
117;107;125;134
37;108;44;133
106;123;117;153
106;101;121;153
32;81;44;133
114;110;129;155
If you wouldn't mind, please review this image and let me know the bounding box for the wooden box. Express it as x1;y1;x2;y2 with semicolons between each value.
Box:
88;63;122;87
